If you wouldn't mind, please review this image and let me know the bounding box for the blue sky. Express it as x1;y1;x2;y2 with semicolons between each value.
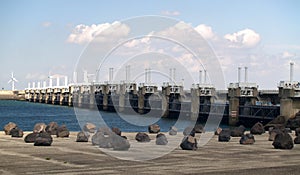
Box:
0;0;299;90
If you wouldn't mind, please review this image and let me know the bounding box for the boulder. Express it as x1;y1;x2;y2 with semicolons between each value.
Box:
240;134;255;145
91;130;113;148
269;127;283;141
135;132;150;142
231;125;246;137
183;126;195;136
218;129;231;142
97;127;111;135
214;127;222;135
286;116;300;130
33;123;46;133
156;133;168;145
111;127;121;136
295;128;300;136
148;124;160;133
76;131;89;142
250;122;265;135
272;132;294;149
294;136;300;144
34;132;53;146
111;135;130;151
83;123;96;133
24;133;39;143
194;124;205;133
180;135;197;150
45;122;58;135
168;126;178;136
3;122;17;135
264;115;286;130
56;125;70;138
10;127;23;138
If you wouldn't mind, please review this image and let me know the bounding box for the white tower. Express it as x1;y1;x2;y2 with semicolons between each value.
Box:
7;72;18;91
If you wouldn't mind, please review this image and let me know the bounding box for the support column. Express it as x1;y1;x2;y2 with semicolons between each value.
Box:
229;97;239;126
190;88;199;121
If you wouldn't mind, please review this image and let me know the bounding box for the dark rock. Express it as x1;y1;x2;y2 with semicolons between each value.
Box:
45;122;58;135
194;124;205;133
230;125;246;137
169;126;178;136
295;128;300;136
56;125;70;138
111;127;121;136
148;124;160;133
269;127;284;141
34;132;53;146
215;127;222;135
183;126;195;136
135;132;150;142
3;122;17;135
285;128;292;133
156;133;168;145
294;136;300;144
97;127;111;135
83;123;96;133
219;129;231;142
33;123;46;133
91;129;113;148
76;131;89;142
24;133;39;143
111;135;130;151
10;127;23;138
180;136;197;150
240;134;255;145
286;116;300;130
264;116;286;130
272;132;294;149
250;122;265;135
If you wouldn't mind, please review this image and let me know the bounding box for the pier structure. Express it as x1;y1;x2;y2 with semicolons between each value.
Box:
24;64;300;126
190;83;216;120
278;62;300;119
228;67;258;125
162;82;184;118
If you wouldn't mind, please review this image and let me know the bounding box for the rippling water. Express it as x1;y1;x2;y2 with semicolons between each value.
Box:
0;100;197;132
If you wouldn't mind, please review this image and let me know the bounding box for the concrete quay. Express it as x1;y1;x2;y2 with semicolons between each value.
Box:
0;90;25;100
0;131;300;175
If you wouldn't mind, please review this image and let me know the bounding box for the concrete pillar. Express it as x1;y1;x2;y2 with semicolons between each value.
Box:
89;85;96;109
102;85;108;111
191;88;199;121
68;86;73;106
229;97;240;126
162;86;170;118
280;98;293;119
138;90;144;114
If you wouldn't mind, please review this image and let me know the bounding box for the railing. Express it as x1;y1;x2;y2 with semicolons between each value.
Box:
239;105;280;120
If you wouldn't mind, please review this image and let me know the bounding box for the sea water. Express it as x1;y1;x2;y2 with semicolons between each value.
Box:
0;100;201;132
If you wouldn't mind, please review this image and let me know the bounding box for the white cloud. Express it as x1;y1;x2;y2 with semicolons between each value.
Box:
194;24;215;40
161;10;180;16
224;28;261;48
67;21;130;44
42;22;52;27
282;51;295;59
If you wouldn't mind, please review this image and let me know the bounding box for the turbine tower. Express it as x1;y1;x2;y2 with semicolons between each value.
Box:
7;72;18;91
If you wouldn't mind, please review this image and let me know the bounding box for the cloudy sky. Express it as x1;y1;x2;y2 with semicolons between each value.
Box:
0;0;299;90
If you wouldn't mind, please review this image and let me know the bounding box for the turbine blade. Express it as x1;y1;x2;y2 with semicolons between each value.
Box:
13;78;18;82
8;80;12;84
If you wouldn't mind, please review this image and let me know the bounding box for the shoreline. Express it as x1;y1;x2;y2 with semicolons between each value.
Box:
0;131;300;174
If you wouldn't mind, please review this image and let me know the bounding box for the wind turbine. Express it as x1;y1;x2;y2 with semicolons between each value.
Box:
8;72;18;91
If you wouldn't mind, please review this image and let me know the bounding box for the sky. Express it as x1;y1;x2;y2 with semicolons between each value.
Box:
0;0;299;90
